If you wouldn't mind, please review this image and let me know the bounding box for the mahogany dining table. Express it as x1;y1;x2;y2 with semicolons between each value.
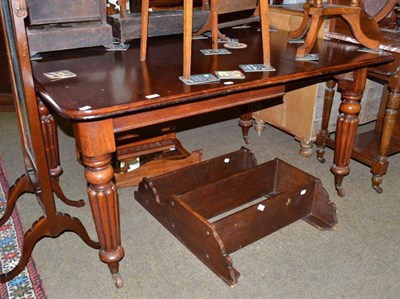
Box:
30;27;393;286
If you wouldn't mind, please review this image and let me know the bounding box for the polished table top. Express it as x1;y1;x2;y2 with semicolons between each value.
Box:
31;28;393;121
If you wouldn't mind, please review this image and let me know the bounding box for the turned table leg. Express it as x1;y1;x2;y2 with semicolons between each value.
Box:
331;69;367;197
73;120;125;288
371;70;400;193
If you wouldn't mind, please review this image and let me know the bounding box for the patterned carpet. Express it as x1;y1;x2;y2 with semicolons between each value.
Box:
0;160;47;299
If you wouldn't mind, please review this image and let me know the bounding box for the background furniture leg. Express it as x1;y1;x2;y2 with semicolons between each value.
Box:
239;105;254;144
371;70;400;193
118;0;129;18
316;80;336;163
298;138;314;158
253;119;266;136
37;98;85;207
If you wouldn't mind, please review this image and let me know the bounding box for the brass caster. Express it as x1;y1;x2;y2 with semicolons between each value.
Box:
316;146;326;163
254;119;266;137
372;185;383;194
112;273;123;288
336;186;345;198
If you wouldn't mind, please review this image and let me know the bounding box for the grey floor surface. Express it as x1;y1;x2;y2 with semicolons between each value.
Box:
0;111;399;299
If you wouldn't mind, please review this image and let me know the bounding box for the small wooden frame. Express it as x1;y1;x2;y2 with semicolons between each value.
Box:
113;129;203;188
135;148;337;286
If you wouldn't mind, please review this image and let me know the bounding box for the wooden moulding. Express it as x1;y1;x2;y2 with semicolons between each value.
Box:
135;147;337;286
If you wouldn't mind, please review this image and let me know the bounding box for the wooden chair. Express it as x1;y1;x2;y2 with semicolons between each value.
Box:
194;0;260;41
139;0;272;81
315;0;400;195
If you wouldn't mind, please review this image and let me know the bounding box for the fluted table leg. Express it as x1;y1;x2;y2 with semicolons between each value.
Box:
331;69;367;197
74;120;125;288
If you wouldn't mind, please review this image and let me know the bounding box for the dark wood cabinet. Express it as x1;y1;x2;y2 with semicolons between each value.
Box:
0;17;13;111
26;0;113;55
129;0;204;12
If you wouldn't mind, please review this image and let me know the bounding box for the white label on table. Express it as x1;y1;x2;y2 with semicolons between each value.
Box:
145;94;160;99
79;105;92;111
257;204;265;211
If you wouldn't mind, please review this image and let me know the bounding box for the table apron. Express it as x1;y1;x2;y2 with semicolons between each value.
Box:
113;85;285;133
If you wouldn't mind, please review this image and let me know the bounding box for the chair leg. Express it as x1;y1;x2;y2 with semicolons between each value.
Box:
183;0;194;80
287;1;313;40
210;0;218;50
140;0;149;61
296;14;324;58
342;14;380;50
259;0;271;66
118;0;129;18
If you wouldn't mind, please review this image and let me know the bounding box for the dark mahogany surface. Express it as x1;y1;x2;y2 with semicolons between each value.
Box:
31;28;393;120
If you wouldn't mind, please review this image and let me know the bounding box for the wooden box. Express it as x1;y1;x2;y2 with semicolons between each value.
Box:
26;0;113;55
129;0;205;13
135;147;337;286
107;9;209;43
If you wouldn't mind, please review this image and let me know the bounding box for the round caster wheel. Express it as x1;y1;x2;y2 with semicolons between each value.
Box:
112;273;123;288
317;157;325;164
336;186;345;198
373;185;383;194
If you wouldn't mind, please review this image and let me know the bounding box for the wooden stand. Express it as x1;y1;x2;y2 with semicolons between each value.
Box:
135;148;337;286
139;0;272;80
0;0;99;284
